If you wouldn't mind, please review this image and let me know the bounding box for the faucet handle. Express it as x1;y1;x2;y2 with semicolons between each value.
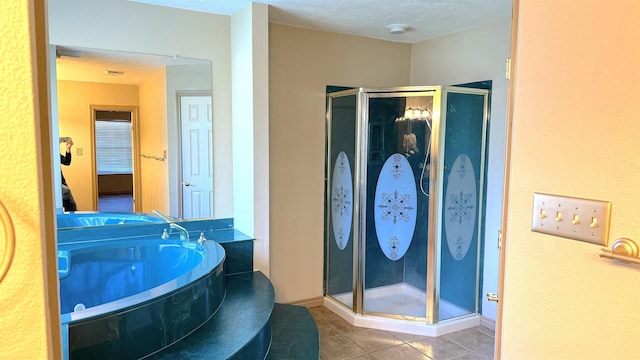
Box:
161;229;169;240
198;232;207;244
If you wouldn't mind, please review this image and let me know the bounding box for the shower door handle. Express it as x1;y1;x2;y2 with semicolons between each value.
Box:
487;292;499;303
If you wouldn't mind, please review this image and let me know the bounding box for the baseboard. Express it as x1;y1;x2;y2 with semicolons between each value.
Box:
287;296;324;308
480;315;496;331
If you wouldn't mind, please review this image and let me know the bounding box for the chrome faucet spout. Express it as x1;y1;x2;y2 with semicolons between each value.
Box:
169;223;190;241
152;210;177;222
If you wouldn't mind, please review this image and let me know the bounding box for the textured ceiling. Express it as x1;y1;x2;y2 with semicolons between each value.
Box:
55;47;210;85
55;0;512;85
132;0;513;43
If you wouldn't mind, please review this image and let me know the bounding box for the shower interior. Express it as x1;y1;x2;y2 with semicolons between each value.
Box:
325;86;488;334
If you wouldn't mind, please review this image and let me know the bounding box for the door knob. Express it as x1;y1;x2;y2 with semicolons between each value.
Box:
487;292;499;302
182;181;192;187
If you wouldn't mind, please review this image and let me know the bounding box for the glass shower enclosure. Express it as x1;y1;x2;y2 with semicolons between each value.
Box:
325;86;488;327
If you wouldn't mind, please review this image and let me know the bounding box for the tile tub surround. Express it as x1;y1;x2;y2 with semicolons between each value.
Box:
58;217;321;359
151;217;255;275
61;239;226;360
57;217;255;276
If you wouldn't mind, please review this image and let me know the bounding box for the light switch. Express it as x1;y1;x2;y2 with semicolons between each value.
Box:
76;148;83;156
531;192;611;246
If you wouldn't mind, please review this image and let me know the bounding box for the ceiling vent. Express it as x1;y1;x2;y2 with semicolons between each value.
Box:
104;70;125;76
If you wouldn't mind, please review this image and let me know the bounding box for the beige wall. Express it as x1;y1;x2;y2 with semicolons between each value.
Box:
138;68;169;213
57;81;139;210
0;1;61;358
502;0;640;358
269;24;412;302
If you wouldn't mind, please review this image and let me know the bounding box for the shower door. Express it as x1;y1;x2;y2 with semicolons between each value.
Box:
361;90;436;320
325;86;488;325
436;88;488;321
324;89;358;309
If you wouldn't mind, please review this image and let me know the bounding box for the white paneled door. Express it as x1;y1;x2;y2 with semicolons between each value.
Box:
180;95;213;219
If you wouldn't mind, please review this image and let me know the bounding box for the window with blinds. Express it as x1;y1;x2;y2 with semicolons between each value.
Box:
95;119;133;175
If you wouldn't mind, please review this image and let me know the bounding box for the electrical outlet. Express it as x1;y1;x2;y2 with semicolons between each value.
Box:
531;192;611;246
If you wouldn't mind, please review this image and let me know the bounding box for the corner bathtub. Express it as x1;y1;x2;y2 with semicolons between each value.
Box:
58;237;226;360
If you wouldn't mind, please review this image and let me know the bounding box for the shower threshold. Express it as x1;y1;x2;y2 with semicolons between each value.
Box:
326;283;480;337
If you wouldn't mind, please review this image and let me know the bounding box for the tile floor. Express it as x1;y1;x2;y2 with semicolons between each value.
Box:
309;306;494;360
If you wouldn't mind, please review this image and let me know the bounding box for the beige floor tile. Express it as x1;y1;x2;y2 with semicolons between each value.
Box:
316;317;345;339
369;344;431;360
325;314;359;335
444;328;494;352
345;328;404;352
310;305;339;320
408;336;472;359
449;352;492;360
477;326;495;338
387;330;430;343
346;354;378;360
320;336;367;360
312;306;495;360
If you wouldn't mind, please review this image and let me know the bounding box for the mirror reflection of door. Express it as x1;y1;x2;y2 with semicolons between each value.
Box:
180;95;213;219
94;110;134;212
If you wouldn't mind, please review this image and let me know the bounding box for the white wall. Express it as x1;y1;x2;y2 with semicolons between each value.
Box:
48;0;234;218
231;2;271;275
410;19;512;321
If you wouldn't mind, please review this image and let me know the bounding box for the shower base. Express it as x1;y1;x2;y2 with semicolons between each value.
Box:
325;283;481;337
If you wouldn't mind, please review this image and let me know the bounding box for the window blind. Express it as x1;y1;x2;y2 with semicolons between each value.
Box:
95;120;133;175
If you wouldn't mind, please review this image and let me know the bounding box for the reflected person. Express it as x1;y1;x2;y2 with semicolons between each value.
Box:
60;137;77;211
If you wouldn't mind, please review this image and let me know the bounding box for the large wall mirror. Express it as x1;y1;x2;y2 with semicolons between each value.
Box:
54;45;214;229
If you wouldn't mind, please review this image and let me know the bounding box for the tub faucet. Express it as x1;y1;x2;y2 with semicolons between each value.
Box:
153;210;177;222
169;223;190;241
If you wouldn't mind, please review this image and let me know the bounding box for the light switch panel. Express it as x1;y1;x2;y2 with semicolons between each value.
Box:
531;192;611;246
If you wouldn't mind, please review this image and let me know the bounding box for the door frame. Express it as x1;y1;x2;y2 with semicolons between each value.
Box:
175;91;213;218
90;105;141;212
495;0;519;358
